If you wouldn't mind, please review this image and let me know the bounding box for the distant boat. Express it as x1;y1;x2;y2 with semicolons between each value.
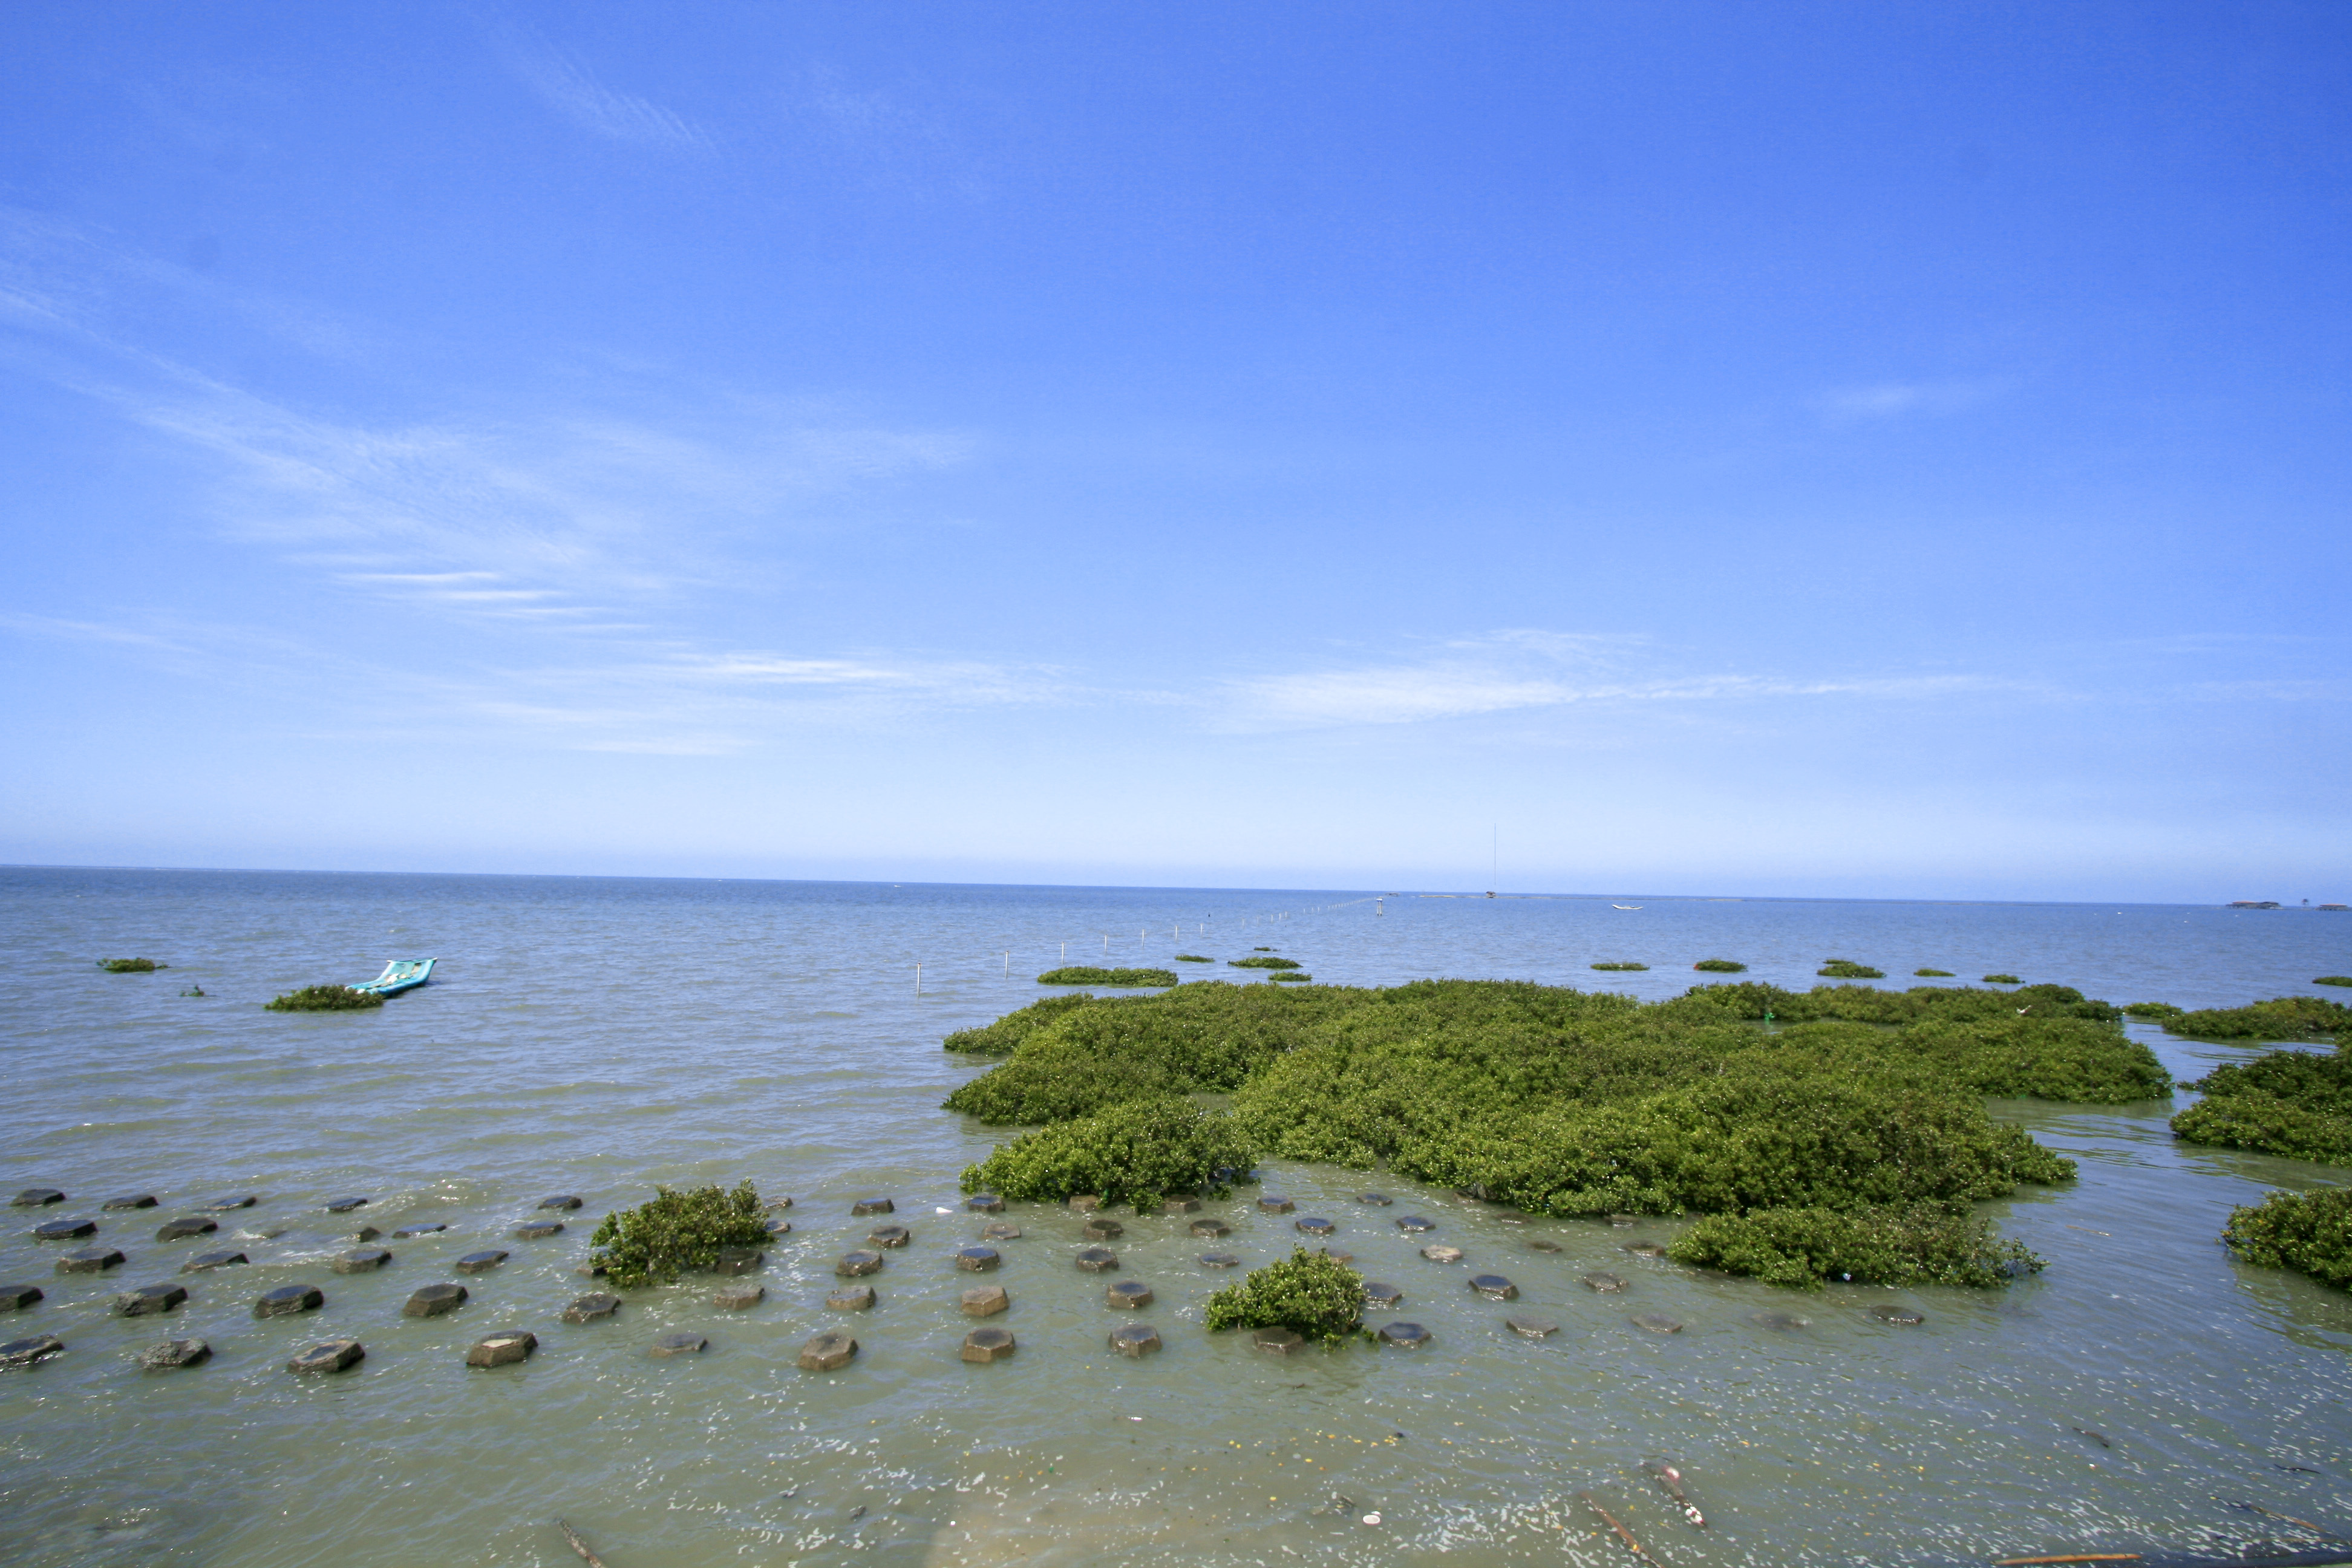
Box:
354;958;435;996
1613;904;1642;910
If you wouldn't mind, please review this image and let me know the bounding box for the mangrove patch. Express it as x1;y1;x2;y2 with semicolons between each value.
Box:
1203;1247;1364;1341
1693;959;1746;973
264;985;383;1013
2318;976;2352;988
1590;961;1648;972
2160;995;2350;1042
1915;969;1955;978
2222;1186;2352;1292
587;1182;769;1290
958;1096;1252;1211
1666;1202;2046;1290
1229;956;1302;970
99;958;163;973
1035;966;1178;988
1983;974;2023;985
2172;1047;2352;1166
1818;960;1884;979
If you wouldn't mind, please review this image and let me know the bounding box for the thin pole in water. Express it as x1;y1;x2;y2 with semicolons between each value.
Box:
914;963;921;995
1003;951;1010;978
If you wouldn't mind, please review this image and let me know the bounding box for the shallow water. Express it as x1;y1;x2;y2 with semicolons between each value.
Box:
2;867;2349;1568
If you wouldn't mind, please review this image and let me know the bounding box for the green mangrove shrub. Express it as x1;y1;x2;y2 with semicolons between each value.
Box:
2222;1186;2352;1291
1983;974;2023;985
1592;961;1649;972
1036;966;1177;987
1270;970;1313;982
2172;1049;2352;1166
2163;996;2351;1040
265;984;384;1012
1203;1247;1364;1341
1818;960;1885;979
1915;969;1955;978
1693;959;1747;973
2123;1001;2186;1019
2319;977;2352;989
99;958;163;973
1693;980;2125;1028
588;1182;769;1290
1174;953;1214;962
1230;956;1302;970
959;1096;1253;1210
943;993;1099;1055
1667;1201;2048;1289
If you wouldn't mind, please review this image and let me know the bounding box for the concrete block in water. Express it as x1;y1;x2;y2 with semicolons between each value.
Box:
514;1220;565;1240
185;1250;250;1273
835;1250;883;1277
866;1226;910;1249
12;1189;65;1207
1161;1197;1200;1215
454;1250;508;1274
1074;1247;1119;1272
156;1215;218;1242
324;1197;370;1213
1356;1192;1393;1206
1376;1322;1430;1347
330;1247;388;1274
0;1283;44;1310
34;1218;96;1240
1526;1238;1563;1252
1869;1304;1926;1325
139;1337;211;1368
1106;1281;1153;1308
563;1293;622;1323
1199;1253;1240;1268
961;1327;1015;1362
1362;1281;1402;1307
1067;1195;1101;1213
1082;1218;1123;1241
1630;1313;1682;1334
203;1196;258;1212
466;1331;538;1367
713;1247;763;1275
1505;1317;1559;1339
797;1331;857;1371
981;1223;1022;1241
114;1283;187;1316
0;1334;64;1366
103;1194;158;1210
253;1285;324;1318
1420;1246;1463;1264
538;1195;583;1210
713;1283;765;1310
961;1285;1009;1316
56;1247;125;1274
1108;1324;1161;1356
392;1224;445;1238
651;1332;707;1356
827;1285;876;1310
402;1282;468;1318
287;1338;363;1373
1294;1217;1334;1236
1624;1241;1665;1257
1190;1219;1229;1238
1468;1274;1517;1300
1258;1196;1295;1214
955;1246;1000;1272
851;1198;894;1217
1583;1273;1626;1293
1252;1327;1304;1355
1395;1215;1434;1233
965;1193;1004;1212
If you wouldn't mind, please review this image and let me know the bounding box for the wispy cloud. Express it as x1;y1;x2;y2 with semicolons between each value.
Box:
1811;377;2012;426
491;23;714;152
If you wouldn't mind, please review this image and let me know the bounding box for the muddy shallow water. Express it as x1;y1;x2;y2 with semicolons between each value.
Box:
2;867;2348;1567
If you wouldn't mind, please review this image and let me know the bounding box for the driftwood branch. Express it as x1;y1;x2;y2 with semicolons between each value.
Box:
558;1520;609;1568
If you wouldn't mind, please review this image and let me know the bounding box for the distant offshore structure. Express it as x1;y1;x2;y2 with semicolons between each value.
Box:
2225;899;2349;909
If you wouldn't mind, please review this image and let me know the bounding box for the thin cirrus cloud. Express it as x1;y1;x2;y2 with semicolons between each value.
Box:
1811;377;2014;426
489;21;715;152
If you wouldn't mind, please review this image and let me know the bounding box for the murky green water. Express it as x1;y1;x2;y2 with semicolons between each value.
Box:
2;868;2348;1567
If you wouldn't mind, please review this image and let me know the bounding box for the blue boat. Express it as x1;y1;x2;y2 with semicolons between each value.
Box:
353;958;435;996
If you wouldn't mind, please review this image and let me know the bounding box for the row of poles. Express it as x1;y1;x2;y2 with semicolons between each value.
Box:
913;895;1388;993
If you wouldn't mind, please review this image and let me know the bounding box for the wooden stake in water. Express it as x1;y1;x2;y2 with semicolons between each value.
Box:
914;963;921;995
1003;951;1010;978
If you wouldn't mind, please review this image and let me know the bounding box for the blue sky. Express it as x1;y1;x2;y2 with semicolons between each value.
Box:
2;2;2346;901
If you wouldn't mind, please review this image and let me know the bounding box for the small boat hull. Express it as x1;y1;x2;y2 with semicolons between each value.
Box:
354;958;435;996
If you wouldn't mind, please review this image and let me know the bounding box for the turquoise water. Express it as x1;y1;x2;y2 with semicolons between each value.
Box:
2;867;2348;1567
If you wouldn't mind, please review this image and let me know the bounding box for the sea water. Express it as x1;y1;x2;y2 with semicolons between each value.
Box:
1;866;2347;1567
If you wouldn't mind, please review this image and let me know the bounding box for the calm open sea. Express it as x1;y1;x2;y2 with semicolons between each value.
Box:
2;866;2348;1568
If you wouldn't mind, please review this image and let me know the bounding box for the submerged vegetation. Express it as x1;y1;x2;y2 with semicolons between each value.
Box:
2172;1048;2352;1166
1818;959;1884;979
98;958;163;973
2222;1187;2352;1291
1035;966;1178;988
938;976;2160;1285
1668;1202;2047;1290
264;984;383;1012
588;1182;769;1290
1915;969;1955;978
1204;1247;1364;1340
1693;959;1747;973
1229;955;1302;970
2161;995;2351;1041
1591;961;1649;972
959;1096;1252;1210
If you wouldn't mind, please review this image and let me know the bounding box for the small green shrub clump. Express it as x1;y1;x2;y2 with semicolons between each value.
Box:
1693;959;1747;973
2318;977;2352;989
1915;969;1955;978
2162;996;2351;1041
1204;1247;1364;1341
1983;974;2023;985
1230;956;1302;970
99;958;163;973
2222;1187;2352;1291
2123;1001;2186;1019
1174;953;1214;962
1252;947;1276;952
1592;961;1649;972
1270;971;1313;982
959;1096;1253;1210
1667;1202;2048;1290
1819;960;1884;979
589;1182;769;1290
1036;966;1178;988
944;993;1097;1055
2172;1049;2352;1166
264;984;384;1012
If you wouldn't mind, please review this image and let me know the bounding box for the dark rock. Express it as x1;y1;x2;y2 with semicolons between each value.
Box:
34;1217;97;1240
1067;1195;1102;1213
538;1195;583;1210
764;1218;792;1236
962;1327;1016;1362
402;1282;468;1318
966;1193;1004;1212
324;1197;369;1214
1584;1273;1627;1292
1468;1274;1518;1300
955;1246;1000;1272
1869;1304;1926;1325
465;1330;537;1367
851;1198;895;1217
1082;1218;1123;1241
866;1225;910;1248
139;1337;211;1369
103;1194;158;1210
714;1283;765;1310
563;1293;622;1323
392;1223;445;1238
1258;1195;1296;1214
835;1250;883;1277
324;1247;390;1276
1253;1327;1305;1355
13;1189;65;1207
1526;1240;1563;1253
353;1226;382;1243
56;1247;125;1274
1630;1313;1683;1333
1356;1192;1393;1206
1108;1324;1161;1356
711;1247;763;1275
185;1249;250;1273
239;1226;288;1241
0;1284;43;1310
1362;1281;1402;1307
652;1331;708;1357
287;1339;364;1374
454;1250;508;1274
1295;1217;1334;1236
797;1331;857;1371
254;1284;324;1318
1074;1247;1119;1272
1189;1220;1230;1240
765;1197;794;1212
1376;1322;1430;1347
827;1285;875;1310
1106;1281;1154;1308
961;1285;1009;1316
1161;1197;1201;1215
1396;1216;1436;1233
514;1220;564;1240
1200;1253;1241;1268
1420;1244;1464;1264
114;1283;187;1316
1504;1316;1559;1339
1624;1241;1665;1257
204;1196;259;1212
981;1223;1022;1241
0;1334;65;1367
1751;1312;1809;1331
